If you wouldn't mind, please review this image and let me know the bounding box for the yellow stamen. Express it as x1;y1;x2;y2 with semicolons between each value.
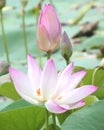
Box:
57;96;62;100
36;88;41;96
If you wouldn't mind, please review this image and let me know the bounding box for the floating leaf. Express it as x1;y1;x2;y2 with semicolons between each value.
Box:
0;99;45;130
62;100;104;130
0;82;21;100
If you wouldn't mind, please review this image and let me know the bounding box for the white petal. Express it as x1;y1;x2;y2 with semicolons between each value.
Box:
40;59;58;99
63;70;86;93
53;62;74;97
9;67;37;102
45;100;68;114
28;54;42;88
60;85;97;104
18;92;41;105
59;62;74;79
54;70;86;99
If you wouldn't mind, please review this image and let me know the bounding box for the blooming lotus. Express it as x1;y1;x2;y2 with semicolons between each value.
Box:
9;55;97;114
37;4;61;52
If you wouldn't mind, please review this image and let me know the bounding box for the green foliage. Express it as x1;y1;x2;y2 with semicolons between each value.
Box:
0;99;45;130
77;35;104;50
83;69;104;98
0;82;21;100
0;99;13;111
62;100;104;130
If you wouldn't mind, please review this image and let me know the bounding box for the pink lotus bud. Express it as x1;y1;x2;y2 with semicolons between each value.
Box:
60;31;72;61
37;4;61;52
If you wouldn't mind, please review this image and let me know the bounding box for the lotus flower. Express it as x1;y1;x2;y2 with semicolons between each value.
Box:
37;4;61;52
9;55;97;114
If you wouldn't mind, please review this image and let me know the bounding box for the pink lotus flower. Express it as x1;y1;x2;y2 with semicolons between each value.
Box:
9;55;97;114
37;4;61;52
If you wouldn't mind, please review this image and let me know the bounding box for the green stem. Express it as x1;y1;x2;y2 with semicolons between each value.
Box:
52;113;56;130
0;9;10;64
38;47;42;68
45;109;49;130
22;7;28;59
47;52;51;59
65;58;69;65
92;67;99;85
49;0;53;5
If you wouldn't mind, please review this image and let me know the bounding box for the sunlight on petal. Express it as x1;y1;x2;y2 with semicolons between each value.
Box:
28;54;42;88
40;59;58;100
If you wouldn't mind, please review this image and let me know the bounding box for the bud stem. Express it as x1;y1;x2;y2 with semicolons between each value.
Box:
92;67;99;85
47;52;51;59
21;7;28;60
38;47;42;68
65;58;70;65
0;9;10;64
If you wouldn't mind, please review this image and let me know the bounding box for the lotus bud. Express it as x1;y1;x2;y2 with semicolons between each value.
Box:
0;0;5;9
37;4;61;52
60;31;72;63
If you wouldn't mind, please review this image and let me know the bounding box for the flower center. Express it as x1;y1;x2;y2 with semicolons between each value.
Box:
57;96;62;100
36;88;41;96
36;88;46;102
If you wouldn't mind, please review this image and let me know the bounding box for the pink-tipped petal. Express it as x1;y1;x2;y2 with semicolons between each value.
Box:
64;70;86;92
55;70;86;99
28;54;42;88
60;85;97;104
59;100;85;110
53;62;74;97
69;100;85;110
37;24;50;51
59;62;74;78
40;59;58;100
45;100;68;114
9;67;36;99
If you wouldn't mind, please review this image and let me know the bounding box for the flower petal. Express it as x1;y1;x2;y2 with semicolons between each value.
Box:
37;24;50;51
53;62;74;97
17;92;41;105
45;100;68;113
69;100;85;109
59;100;85;110
9;67;38;104
60;85;97;104
28;54;42;88
59;62;74;78
55;70;86;99
63;70;86;92
40;59;58;100
39;4;61;41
